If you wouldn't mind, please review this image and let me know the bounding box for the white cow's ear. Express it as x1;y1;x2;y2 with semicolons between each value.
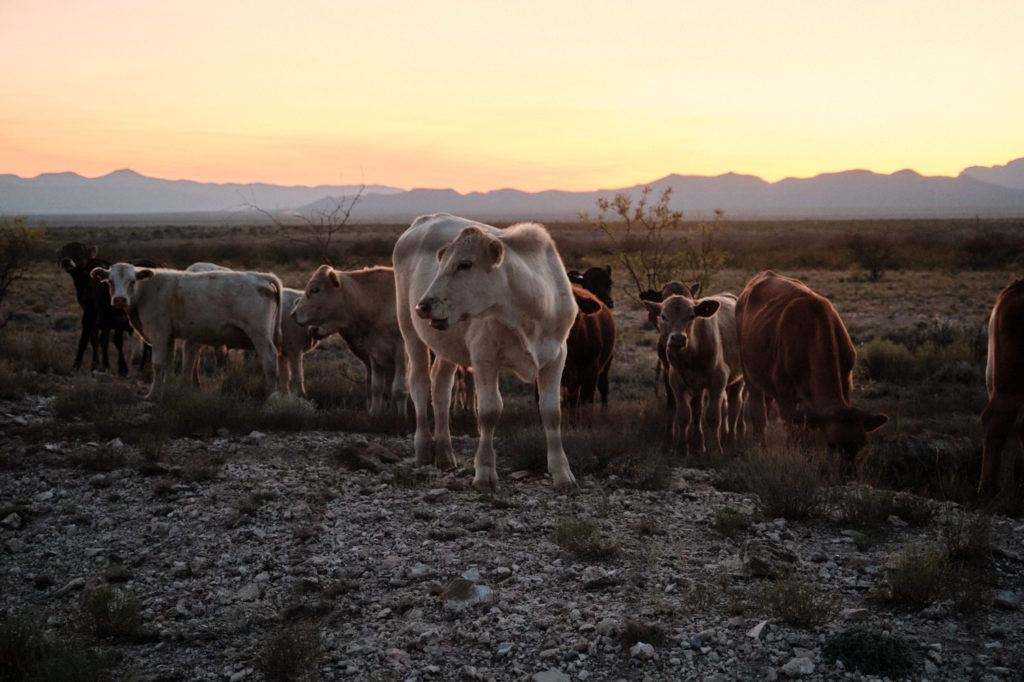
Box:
90;267;110;282
137;268;156;280
436;244;449;262
485;237;504;271
328;269;340;287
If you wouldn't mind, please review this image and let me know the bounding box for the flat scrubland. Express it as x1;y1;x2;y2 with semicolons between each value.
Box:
1;218;1023;681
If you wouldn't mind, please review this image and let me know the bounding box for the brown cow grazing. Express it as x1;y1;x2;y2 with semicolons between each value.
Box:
291;265;406;414
736;271;887;456
979;278;1024;501
643;291;743;457
562;286;615;416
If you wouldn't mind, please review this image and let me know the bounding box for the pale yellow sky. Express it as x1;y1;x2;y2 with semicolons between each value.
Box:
2;0;1022;192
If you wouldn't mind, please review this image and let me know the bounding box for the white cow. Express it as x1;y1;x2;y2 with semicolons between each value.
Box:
184;263;318;396
393;213;581;491
91;263;283;400
291;265;406;413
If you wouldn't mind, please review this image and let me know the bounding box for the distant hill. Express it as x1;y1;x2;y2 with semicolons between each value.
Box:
3;160;1024;224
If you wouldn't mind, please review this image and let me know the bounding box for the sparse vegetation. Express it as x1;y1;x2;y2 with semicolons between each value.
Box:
0;217;46;329
885;543;947;605
552;515;619;560
759;570;840;625
823;626;916;677
720;438;835;520
0;611;113;682
78;585;148;641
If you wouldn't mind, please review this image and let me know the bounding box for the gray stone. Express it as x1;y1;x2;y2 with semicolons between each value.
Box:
781;657;814;677
630;641;655;660
993;591;1020;610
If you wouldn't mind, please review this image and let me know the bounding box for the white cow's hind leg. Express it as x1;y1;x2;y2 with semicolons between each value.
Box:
369;358;386;415
470;360;501;490
430;356;458;470
537;348;576;491
146;335;173;400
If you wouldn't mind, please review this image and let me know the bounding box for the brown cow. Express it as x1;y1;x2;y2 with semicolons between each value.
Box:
562;286;615;416
291;265;406;414
979;278;1024;501
735;270;887;455
643;291;743;457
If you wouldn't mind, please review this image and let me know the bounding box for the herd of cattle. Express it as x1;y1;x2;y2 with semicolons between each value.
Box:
56;213;1023;501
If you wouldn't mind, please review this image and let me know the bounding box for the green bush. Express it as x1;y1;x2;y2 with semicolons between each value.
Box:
885;543;947;605
857;337;918;382
721;442;833;520
78;585;148;641
760;571;839;625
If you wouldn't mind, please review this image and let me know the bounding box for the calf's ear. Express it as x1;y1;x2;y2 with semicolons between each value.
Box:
328;269;340;287
90;267;110;282
567;270;583;283
137;268;155;280
862;412;888;432
694;299;721;318
86;244;99;259
642;300;662;327
688;282;702;298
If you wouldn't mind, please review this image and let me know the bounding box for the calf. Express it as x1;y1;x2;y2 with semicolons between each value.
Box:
291;265;406;413
57;242;136;375
643;291;743;457
979;278;1024;501
91;264;283;400
183;263;319;396
563;286;615;416
736;270;887;456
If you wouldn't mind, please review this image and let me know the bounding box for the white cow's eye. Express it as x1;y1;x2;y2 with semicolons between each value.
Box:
457;261;472;271
309;287;319;295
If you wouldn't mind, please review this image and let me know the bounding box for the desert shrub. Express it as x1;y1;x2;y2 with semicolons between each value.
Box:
0;358;42;399
0;217;46;329
885;543;947;605
847;232;899;281
721;440;833;520
258;394;317;431
157;376;259;437
69;446;127;472
78;585;147;641
857;337;918;382
955;232;1020;270
2;329;71;375
713;507;752;538
552;515;618;561
0;611;112;682
258;621;324;682
619;619;667;649
823;626;915;677
53;380;139;422
941;509;991;566
759;571;839;625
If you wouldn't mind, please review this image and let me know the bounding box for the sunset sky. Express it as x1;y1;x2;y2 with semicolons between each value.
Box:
2;0;1022;193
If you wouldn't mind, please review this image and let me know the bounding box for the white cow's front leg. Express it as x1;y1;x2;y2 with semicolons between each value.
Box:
470;361;502;490
369;358;386;415
537;347;576;491
405;341;433;465
430;356;458;469
145;335;174;401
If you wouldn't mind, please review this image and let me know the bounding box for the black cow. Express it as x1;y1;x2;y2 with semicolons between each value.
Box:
57;242;147;375
567;265;613;309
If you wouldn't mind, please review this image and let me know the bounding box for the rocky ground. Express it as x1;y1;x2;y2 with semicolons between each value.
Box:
2;394;1023;682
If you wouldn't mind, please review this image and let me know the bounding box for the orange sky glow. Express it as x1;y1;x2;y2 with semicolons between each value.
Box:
2;0;1022;193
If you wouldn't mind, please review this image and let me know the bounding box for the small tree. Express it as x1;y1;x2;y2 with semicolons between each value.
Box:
249;184;365;266
847;233;896;282
0;216;45;329
580;186;726;299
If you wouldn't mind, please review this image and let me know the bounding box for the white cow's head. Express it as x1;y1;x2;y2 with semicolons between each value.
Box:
643;294;719;354
90;262;154;309
416;226;504;330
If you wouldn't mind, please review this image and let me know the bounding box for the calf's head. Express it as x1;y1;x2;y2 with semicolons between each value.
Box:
293;264;338;327
416;226;504;330
803;408;889;457
643;294;720;353
57;242;98;272
90;263;154;309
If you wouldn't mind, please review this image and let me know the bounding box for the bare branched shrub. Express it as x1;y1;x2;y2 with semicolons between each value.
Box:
580;187;728;299
847;233;898;281
251;184;365;267
760;571;839;625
